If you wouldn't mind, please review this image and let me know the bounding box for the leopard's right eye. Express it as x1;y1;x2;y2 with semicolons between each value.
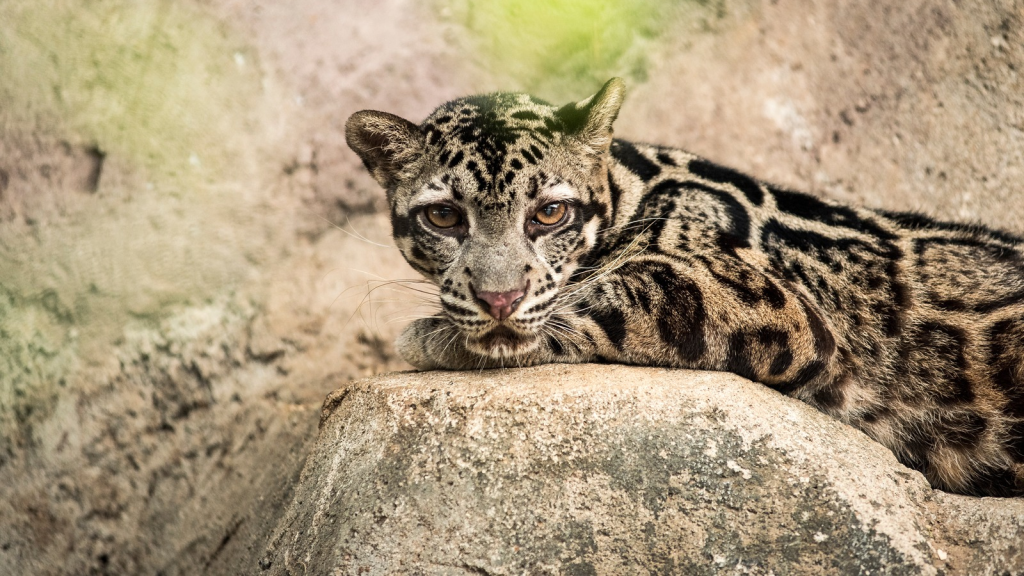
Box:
533;201;568;226
424;204;462;229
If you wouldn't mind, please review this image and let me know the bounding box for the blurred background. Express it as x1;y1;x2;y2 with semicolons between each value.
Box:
1;0;1022;573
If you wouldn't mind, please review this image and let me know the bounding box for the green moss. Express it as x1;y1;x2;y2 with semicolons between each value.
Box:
447;0;674;100
0;0;279;443
0;287;78;450
0;0;263;183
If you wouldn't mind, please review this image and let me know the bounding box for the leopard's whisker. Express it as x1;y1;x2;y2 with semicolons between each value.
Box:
543;320;588;351
561;226;652;298
420;322;457;341
595;216;671;234
383;314;439;325
354;277;440;297
306;209;396;249
437;325;463;359
338;280;440;320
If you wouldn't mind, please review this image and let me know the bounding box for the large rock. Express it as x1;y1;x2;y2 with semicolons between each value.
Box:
261;365;1024;575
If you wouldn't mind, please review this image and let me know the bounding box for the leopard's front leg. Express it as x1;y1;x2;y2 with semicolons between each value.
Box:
540;254;847;396
396;314;601;370
396;316;476;370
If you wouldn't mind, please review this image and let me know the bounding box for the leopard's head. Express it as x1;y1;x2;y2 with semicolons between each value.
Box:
346;78;625;360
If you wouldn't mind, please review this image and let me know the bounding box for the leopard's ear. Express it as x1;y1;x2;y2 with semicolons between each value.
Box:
346;110;426;188
556;77;626;155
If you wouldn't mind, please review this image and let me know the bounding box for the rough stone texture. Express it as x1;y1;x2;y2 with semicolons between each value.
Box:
620;0;1024;234
1;0;1023;573
262;365;1024;575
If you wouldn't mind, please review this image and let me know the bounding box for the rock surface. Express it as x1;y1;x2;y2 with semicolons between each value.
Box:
261;365;1024;575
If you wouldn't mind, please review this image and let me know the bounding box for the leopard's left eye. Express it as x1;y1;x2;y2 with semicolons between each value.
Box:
424;204;462;229
533;202;568;226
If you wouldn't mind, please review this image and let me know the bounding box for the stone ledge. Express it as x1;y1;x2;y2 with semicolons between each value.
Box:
259;364;1024;575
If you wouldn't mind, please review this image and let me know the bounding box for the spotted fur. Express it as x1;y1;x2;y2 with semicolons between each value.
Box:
346;78;1024;497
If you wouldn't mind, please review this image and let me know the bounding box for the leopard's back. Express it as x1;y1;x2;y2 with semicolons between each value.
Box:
598;139;1024;495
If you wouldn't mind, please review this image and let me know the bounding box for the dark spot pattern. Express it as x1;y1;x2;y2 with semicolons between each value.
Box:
899;322;975;405
761;219;907;340
448;150;464;168
656;151;677;166
936;409;988;449
811;384;845;410
699;257;786;310
632;179;751;248
588;304;627;350
961;467;1022;497
611;140;660;182
512;110;540;121
772;186;898;242
645;263;707;363
989;319;1024;417
689;159;765;205
881;209;1024;246
1006;420;1024;462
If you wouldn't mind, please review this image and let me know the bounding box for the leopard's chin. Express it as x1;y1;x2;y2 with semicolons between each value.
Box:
468;325;541;358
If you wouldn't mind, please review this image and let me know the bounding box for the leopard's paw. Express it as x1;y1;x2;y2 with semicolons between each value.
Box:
396;318;444;370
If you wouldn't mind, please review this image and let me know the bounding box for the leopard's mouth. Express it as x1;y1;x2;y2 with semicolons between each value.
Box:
469;325;540;358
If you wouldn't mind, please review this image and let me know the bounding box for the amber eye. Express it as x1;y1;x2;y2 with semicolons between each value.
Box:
424;205;462;229
533;202;568;226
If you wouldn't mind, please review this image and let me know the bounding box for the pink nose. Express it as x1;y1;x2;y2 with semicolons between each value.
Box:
472;285;527;321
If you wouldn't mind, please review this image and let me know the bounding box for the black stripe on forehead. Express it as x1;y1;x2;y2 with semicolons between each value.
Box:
423;93;562;182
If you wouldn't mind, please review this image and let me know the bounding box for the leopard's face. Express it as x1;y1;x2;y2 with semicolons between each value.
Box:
392;96;608;358
347;80;624;360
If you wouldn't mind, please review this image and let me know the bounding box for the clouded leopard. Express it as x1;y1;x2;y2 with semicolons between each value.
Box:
346;78;1024;497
